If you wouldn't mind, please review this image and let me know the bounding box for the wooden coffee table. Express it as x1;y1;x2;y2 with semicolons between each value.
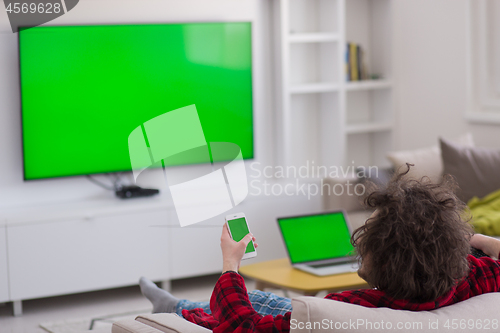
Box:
239;258;369;296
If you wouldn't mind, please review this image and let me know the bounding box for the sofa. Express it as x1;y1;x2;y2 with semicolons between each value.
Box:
112;292;500;332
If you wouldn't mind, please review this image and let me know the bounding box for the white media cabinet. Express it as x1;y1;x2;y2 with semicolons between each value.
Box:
0;191;321;316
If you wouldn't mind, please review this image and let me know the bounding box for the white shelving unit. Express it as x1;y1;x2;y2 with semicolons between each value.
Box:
288;33;340;43
274;0;394;173
346;80;392;91
290;83;339;94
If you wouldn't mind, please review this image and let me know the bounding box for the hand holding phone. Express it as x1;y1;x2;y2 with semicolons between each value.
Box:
221;213;257;272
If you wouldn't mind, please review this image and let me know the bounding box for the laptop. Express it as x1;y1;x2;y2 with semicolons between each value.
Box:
277;210;359;276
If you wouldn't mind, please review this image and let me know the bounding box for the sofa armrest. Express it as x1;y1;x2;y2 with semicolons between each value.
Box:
291;293;500;333
135;313;212;333
112;319;164;333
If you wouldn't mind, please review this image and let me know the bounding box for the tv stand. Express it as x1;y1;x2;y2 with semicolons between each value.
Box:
0;186;322;316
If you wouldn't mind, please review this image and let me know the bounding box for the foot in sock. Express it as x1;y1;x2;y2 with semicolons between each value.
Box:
139;277;179;313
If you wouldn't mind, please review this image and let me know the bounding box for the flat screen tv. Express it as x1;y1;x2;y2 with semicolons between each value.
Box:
19;22;253;180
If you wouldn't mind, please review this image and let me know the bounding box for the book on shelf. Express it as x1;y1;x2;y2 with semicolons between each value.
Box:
345;44;350;81
349;43;358;81
346;42;369;81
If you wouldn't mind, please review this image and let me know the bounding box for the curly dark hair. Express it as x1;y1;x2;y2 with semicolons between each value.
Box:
351;164;473;302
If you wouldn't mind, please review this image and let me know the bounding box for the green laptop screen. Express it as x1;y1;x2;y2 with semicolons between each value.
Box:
278;212;355;264
19;23;253;180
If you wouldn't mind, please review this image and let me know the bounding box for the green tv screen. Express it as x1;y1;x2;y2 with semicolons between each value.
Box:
19;23;253;180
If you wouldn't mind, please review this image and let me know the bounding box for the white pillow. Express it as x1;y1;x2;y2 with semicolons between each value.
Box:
386;133;474;183
291;292;500;333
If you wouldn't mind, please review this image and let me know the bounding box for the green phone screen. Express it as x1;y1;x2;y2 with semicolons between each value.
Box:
227;217;255;254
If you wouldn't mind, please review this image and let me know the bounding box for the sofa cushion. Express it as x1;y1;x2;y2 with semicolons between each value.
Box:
386;133;474;183
291;292;500;333
440;138;500;202
112;319;165;333
135;313;211;333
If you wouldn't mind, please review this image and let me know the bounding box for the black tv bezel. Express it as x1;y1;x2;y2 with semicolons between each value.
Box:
18;21;255;181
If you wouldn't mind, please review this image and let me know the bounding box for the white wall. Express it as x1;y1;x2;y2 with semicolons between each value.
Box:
0;0;275;209
393;0;500;150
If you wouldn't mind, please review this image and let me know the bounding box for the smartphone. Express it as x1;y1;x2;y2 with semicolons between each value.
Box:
225;213;257;260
